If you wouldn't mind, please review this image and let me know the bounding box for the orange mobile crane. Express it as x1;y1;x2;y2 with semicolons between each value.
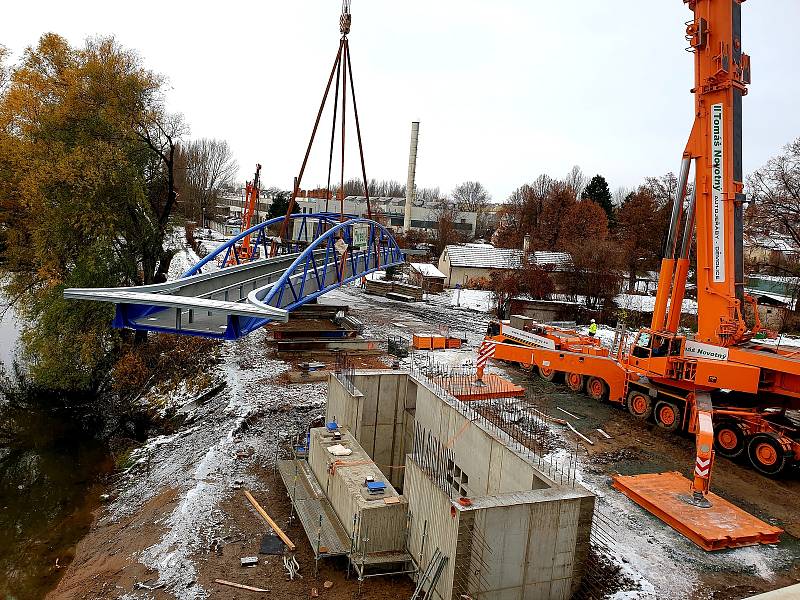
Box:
479;0;799;544
225;164;262;266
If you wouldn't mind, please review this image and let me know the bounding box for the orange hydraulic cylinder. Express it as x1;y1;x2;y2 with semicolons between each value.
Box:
666;258;690;332
651;258;675;331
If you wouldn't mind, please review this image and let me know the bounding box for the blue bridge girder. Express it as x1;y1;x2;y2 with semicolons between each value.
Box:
63;213;405;340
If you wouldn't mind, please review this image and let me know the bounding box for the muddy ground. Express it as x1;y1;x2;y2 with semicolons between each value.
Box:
47;285;799;599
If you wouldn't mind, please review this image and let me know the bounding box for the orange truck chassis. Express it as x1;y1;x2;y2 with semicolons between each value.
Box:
484;321;800;477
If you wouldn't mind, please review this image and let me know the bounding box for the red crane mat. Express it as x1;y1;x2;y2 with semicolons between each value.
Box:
429;373;525;402
612;471;783;551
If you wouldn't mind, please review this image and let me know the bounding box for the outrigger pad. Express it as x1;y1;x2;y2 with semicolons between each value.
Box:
612;471;782;551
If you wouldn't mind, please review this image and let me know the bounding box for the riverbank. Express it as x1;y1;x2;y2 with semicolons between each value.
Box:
46;326;396;599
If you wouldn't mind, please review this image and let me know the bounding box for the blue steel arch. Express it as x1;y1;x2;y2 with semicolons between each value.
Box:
184;212;353;276
236;217;405;336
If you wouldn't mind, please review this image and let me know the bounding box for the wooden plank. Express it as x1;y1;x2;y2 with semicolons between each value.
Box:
244;490;296;551
214;579;270;592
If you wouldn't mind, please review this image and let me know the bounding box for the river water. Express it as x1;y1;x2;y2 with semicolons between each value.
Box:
0;300;112;599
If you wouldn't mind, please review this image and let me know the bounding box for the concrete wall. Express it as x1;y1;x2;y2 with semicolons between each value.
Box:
404;458;460;599
326;372;414;490
405;458;593;600
413;383;551;496
470;493;594;600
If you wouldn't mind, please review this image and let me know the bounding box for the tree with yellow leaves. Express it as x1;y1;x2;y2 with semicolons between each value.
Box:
0;34;185;393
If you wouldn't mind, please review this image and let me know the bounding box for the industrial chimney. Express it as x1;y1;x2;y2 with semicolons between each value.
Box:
403;121;420;234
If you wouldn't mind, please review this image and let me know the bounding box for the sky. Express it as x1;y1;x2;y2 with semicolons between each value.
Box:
3;1;800;202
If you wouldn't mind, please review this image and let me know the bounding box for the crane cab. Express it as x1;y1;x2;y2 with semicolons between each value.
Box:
627;329;685;377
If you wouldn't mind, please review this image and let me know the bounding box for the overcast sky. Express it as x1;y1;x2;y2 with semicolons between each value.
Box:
4;1;800;201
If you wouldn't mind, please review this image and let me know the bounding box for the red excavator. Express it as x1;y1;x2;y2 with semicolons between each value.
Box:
478;0;797;550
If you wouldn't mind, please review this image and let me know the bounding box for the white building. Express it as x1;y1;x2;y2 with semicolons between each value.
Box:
438;244;572;288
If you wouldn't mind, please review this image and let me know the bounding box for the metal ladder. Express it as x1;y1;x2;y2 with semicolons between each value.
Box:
611;322;627;358
410;548;448;600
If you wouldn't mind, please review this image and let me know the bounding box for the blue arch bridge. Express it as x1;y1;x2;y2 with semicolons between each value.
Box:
64;214;405;340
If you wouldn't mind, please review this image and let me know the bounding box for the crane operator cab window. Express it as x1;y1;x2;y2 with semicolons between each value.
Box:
631;332;652;359
487;322;501;337
651;335;670;358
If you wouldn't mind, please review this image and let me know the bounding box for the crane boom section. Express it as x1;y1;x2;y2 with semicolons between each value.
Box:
684;0;751;345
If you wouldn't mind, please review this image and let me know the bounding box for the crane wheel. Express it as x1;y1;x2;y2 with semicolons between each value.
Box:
713;421;747;459
566;372;584;393
517;362;532;370
747;434;790;477
626;390;652;419
537;365;560;383
654;401;680;432
586;377;607;401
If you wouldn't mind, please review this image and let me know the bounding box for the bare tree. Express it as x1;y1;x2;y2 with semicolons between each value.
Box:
564;165;588;199
341;178;407;198
748;138;800;253
135;109;188;285
452;181;493;238
176;138;239;222
452;181;491;211
613;186;632;209
430;198;463;256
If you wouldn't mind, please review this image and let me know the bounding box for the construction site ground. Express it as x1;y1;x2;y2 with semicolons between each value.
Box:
47;284;799;600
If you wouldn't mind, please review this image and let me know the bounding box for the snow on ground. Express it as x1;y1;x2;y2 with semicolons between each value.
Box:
439;288;495;313
615;293;698;315
164;227;202;281
106;331;326;599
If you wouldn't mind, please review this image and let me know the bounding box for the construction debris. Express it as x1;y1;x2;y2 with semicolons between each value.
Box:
240;556;259;567
566;422;594;446
284;555;302;580
596;428;612;439
259;534;285;555
556;407;582;420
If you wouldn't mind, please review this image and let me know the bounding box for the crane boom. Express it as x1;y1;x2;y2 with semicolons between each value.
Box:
654;0;752;347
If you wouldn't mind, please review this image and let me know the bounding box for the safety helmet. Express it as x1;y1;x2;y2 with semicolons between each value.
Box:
590;319;596;323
